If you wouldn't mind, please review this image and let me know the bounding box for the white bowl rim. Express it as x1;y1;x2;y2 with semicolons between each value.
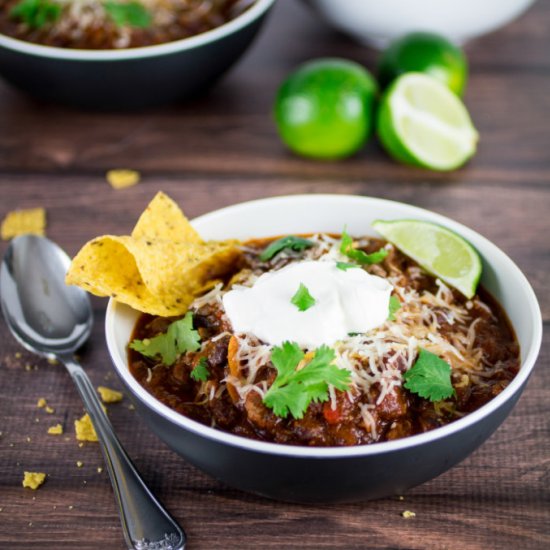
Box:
106;194;543;458
0;0;276;61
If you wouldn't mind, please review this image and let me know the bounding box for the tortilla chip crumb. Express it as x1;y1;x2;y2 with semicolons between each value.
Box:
76;461;83;468
45;406;55;414
37;398;47;408
47;424;63;435
74;413;98;442
97;467;103;474
68;505;73;510
398;496;405;501
26;437;31;443
401;510;416;519
47;358;59;366
106;169;140;190
128;403;135;411
1;208;46;240
22;472;46;490
97;386;123;404
15;352;22;359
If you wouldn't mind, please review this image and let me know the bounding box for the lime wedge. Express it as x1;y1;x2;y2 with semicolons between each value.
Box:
372;219;482;299
377;73;478;171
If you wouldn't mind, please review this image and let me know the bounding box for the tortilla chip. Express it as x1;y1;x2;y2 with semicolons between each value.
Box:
1;208;46;240
106;169;141;190
132;191;202;243
66;235;238;315
66;192;241;315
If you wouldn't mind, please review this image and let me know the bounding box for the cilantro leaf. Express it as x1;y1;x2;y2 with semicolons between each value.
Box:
104;1;152;28
259;236;315;262
263;342;352;419
129;312;201;366
388;295;402;321
269;341;304;384
293;345;351;390
190;357;209;382
263;383;309;419
291;283;316;312
403;348;455;402
340;230;388;265
10;0;61;28
336;261;360;271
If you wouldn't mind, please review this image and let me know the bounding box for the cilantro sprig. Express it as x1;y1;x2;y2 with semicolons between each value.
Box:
104;1;152;28
129;312;201;366
336;261;360;271
190;357;209;382
388;295;401;321
259;236;315;262
340;230;388;265
403;348;455;402
291;283;316;312
263;342;351;419
10;0;61;29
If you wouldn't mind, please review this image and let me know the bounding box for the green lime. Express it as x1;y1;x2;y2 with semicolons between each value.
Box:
372;219;482;299
378;32;467;96
274;58;378;159
377;73;478;171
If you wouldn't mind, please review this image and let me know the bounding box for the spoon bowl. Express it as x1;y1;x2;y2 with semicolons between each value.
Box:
1;235;92;357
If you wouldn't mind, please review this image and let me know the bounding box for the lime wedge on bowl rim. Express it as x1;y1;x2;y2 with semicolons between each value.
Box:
372;219;482;299
377;73;479;171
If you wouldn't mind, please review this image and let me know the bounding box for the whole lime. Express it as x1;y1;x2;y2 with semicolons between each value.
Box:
378;32;467;96
274;59;378;160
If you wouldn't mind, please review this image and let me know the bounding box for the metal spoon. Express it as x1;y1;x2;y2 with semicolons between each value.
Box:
1;235;186;550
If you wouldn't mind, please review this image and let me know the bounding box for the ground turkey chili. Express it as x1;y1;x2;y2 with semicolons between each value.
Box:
128;233;520;447
0;0;256;50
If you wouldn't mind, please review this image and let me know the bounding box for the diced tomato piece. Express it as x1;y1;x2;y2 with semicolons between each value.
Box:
323;402;342;424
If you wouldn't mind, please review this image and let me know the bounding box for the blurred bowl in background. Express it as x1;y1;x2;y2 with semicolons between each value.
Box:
0;0;276;110
304;0;537;48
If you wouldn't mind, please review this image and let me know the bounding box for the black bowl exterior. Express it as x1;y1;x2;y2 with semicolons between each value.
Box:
124;376;525;503
0;11;268;109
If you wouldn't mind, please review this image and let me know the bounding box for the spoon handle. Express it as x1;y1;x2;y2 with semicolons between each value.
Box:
60;354;186;550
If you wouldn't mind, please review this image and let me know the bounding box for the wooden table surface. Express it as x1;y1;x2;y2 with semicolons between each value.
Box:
1;1;549;548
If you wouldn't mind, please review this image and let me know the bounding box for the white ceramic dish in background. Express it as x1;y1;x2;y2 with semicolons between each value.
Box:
106;194;542;503
304;0;537;47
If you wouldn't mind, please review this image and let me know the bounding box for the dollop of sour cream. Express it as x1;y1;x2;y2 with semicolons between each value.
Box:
222;260;393;348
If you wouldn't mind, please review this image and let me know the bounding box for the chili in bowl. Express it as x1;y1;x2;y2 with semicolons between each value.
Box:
104;194;541;502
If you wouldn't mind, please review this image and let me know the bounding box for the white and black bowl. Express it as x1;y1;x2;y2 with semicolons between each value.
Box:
106;195;542;503
0;0;276;109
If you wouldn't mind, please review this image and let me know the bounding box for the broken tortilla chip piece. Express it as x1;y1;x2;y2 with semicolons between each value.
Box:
97;386;123;404
65;192;241;316
106;169;140;190
23;472;46;490
1;207;46;240
74;413;98;442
